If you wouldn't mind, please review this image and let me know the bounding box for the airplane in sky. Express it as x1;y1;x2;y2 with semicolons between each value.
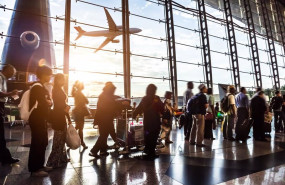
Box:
74;8;142;53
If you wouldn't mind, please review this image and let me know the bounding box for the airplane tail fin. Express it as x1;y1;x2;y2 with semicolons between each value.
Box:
74;26;85;40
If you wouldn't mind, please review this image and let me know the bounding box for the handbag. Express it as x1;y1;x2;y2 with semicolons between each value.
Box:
66;124;81;150
205;112;214;120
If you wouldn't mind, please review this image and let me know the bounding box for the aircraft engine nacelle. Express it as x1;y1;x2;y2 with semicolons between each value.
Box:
112;39;120;43
20;31;40;50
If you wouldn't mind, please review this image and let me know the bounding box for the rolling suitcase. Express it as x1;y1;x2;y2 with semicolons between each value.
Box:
236;119;253;141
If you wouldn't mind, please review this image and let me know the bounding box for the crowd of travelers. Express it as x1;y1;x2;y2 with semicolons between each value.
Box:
0;64;284;177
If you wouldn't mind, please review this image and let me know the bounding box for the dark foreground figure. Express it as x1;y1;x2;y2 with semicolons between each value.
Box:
133;84;164;160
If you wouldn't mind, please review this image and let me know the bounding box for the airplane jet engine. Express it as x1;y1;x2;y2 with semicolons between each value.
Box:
20;31;40;50
112;39;120;43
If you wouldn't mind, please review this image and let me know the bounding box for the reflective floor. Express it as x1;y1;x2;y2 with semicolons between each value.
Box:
1;122;285;185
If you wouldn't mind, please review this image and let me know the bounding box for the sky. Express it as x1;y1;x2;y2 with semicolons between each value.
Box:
0;0;284;100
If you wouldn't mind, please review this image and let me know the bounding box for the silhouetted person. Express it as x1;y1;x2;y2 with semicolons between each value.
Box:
215;102;219;113
47;74;71;168
189;84;208;147
204;88;216;140
0;64;20;165
133;84;164;160
270;91;283;133
161;91;174;144
183;81;194;141
251;91;267;141
235;87;249;141
223;85;236;141
72;81;89;149
28;65;53;177
90;82;129;158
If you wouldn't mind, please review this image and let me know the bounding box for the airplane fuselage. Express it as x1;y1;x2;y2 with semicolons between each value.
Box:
82;28;141;38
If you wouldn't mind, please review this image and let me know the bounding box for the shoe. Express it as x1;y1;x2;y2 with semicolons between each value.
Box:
1;158;20;165
210;138;216;140
256;138;269;142
196;144;206;147
190;142;196;145
31;170;49;177
224;137;228;140
40;166;53;172
89;151;100;158
247;136;251;139
165;140;173;144
100;152;109;156
185;137;189;141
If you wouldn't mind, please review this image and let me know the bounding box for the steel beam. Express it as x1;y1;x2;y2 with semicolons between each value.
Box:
63;0;71;94
260;0;280;89
223;0;240;91
197;0;213;89
274;0;285;54
164;0;178;104
243;0;262;88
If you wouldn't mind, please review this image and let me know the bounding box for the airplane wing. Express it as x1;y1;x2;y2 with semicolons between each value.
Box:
94;37;115;53
104;8;117;32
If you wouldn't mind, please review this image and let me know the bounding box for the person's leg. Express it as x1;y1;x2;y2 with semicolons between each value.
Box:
204;119;213;139
252;117;258;139
259;116;265;139
196;114;205;145
223;116;228;139
147;130;160;157
189;115;197;144
109;124;117;143
90;124;108;155
76;121;86;147
227;115;235;139
0;103;12;163
28;121;48;172
186;115;193;139
165;119;172;143
184;115;189;137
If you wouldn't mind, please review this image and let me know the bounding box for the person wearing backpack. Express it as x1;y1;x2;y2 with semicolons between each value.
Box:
270;91;284;133
28;66;53;177
0;64;20;165
222;85;237;141
161;91;174;144
183;82;194;141
189;84;208;147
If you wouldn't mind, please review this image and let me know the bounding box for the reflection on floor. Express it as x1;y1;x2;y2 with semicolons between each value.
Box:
1;122;285;185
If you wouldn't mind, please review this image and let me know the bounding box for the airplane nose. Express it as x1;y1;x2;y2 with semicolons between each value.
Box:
137;28;142;33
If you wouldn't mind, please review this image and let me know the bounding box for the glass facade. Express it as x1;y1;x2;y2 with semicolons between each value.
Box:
0;0;284;106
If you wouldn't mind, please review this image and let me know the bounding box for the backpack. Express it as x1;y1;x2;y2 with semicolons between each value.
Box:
271;97;282;111
18;83;42;121
221;94;230;113
186;93;201;115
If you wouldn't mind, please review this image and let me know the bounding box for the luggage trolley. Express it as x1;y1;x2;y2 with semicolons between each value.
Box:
116;108;144;155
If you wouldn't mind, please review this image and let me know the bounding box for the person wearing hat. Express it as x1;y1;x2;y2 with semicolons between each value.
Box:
90;82;130;158
189;84;208;147
223;85;237;141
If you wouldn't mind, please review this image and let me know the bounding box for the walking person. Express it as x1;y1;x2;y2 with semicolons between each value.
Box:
270;91;283;133
0;64;20;165
251;91;268;142
161;91;174;144
204;88;216;140
28;65;53;177
222;86;237;141
235;87;250;141
189;84;208;147
90;82;129;158
71;81;89;149
183;82;194;141
133;84;164;159
46;74;71;168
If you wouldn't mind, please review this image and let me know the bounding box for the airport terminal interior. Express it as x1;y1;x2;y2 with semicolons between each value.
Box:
1;0;285;184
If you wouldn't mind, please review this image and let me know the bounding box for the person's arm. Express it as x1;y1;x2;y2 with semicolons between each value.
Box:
230;95;237;116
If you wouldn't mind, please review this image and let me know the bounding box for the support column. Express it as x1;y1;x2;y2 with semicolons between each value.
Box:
164;0;178;104
197;0;213;89
223;0;240;91
243;0;262;88
122;0;131;98
274;0;285;54
63;0;71;94
260;0;280;90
